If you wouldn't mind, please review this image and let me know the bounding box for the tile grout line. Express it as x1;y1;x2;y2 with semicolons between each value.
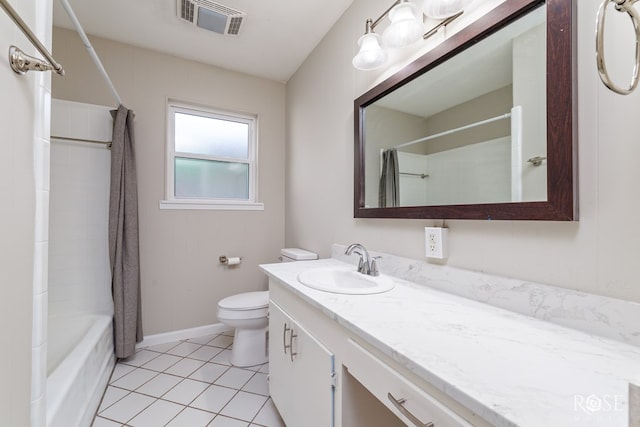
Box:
91;363;121;417
248;390;274;426
210;367;260;421
93;332;280;427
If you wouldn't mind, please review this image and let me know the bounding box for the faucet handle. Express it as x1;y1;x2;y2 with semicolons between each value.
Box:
352;250;366;273
370;256;382;276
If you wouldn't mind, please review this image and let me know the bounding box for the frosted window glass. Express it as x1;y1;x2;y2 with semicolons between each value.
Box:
175;157;249;199
175;112;249;159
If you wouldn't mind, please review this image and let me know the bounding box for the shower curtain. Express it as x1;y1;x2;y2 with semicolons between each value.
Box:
109;105;143;359
379;149;400;207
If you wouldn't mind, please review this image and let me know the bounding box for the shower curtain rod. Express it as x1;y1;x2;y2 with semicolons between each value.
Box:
57;0;123;106
395;111;513;149
52;135;112;149
400;172;428;179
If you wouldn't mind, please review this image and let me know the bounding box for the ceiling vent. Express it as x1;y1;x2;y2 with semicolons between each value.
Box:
177;0;246;36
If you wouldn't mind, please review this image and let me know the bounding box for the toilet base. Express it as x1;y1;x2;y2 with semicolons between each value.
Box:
230;326;268;367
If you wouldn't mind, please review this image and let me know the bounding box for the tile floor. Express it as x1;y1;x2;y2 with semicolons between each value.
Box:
92;331;285;427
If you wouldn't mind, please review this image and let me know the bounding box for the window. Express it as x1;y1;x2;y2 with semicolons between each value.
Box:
161;101;262;210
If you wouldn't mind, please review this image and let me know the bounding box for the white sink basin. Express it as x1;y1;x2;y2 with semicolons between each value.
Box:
297;266;394;295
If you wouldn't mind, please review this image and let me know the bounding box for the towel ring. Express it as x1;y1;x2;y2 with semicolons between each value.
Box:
596;0;640;95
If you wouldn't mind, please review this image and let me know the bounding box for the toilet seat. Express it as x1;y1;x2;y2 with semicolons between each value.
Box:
217;291;269;321
218;291;268;311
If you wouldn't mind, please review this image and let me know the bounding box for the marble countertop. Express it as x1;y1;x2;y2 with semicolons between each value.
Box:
260;258;640;427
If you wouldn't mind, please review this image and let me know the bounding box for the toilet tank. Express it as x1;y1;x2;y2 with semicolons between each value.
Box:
280;248;318;262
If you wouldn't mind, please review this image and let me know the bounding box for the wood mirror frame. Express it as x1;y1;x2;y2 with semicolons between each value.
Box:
354;0;576;221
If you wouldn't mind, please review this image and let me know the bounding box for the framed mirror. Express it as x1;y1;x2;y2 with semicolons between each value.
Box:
354;0;576;220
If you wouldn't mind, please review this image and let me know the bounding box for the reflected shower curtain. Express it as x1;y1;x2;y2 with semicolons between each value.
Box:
109;105;143;359
379;149;400;207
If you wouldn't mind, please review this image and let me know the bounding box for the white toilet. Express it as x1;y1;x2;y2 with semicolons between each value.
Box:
216;248;318;367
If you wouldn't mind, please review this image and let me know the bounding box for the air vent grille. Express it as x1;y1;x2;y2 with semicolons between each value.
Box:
180;0;195;22
196;0;244;17
227;16;243;35
176;0;246;35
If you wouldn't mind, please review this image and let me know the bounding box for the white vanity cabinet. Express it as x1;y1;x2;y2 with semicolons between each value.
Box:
263;259;639;427
344;339;473;427
268;300;335;427
267;277;489;427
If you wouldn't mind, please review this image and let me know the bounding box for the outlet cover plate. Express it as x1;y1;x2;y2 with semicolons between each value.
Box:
425;227;448;259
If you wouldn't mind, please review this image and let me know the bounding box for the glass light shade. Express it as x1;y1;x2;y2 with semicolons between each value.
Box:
382;1;424;48
353;32;388;70
423;0;474;19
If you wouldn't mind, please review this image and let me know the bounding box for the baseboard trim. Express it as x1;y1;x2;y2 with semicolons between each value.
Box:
136;323;232;349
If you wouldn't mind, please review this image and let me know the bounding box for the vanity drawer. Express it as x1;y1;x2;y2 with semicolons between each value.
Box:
345;338;473;427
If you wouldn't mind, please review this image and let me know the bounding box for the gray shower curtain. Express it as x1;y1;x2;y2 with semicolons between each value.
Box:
379;149;400;207
109;105;143;359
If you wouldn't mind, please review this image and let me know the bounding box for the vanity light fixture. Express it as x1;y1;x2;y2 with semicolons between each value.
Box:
382;0;424;48
353;19;388;70
423;0;474;19
352;0;473;71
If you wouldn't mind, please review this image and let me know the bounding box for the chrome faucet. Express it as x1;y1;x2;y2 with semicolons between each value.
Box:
345;243;380;276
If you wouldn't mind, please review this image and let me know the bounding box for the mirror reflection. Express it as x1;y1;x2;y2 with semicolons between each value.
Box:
364;5;547;208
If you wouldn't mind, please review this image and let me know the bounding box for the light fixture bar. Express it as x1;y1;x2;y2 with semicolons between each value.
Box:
371;0;402;30
353;0;470;71
422;10;463;39
369;1;464;41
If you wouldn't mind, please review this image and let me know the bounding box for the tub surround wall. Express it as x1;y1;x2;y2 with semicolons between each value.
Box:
45;99;116;427
52;27;286;336
0;0;52;425
285;0;640;305
49;100;114;324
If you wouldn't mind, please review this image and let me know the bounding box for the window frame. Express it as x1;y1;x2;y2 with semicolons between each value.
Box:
160;100;263;211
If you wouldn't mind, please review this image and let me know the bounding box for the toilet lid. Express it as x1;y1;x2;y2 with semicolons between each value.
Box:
218;291;269;311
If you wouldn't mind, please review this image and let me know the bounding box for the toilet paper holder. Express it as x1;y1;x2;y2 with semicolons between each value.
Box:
219;255;242;265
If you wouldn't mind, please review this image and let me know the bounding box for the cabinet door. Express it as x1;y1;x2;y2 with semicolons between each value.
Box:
269;301;335;427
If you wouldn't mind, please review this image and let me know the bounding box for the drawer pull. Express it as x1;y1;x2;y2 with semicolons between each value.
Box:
289;329;298;362
388;393;434;427
283;323;291;355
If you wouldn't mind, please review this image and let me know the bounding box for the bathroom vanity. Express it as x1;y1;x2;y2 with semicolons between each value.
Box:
268;299;335;426
261;252;640;427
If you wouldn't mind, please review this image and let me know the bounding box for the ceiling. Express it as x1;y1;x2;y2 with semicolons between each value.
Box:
375;5;546;118
52;0;355;83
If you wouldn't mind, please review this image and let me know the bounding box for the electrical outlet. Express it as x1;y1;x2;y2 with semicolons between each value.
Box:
425;227;448;259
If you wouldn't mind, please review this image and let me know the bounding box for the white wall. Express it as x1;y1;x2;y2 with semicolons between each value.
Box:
423;137;512;205
398;151;429;206
512;23;547;201
0;0;51;425
397;138;512;207
49;100;113;323
364;105;427;207
52;28;286;335
285;0;640;304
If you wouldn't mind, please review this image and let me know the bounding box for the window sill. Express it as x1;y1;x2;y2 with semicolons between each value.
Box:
159;199;265;211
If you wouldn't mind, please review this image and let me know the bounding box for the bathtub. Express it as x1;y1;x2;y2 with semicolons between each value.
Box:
46;314;115;427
